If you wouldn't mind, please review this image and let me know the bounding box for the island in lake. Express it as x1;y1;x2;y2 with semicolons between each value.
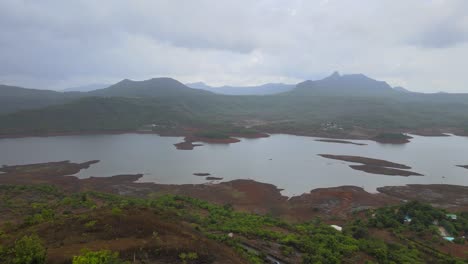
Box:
315;139;367;146
318;154;423;176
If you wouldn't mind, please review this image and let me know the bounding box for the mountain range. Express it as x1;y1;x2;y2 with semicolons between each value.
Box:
1;72;468;138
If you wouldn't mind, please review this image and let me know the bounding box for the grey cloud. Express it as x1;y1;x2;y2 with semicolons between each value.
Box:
0;0;467;92
416;25;467;48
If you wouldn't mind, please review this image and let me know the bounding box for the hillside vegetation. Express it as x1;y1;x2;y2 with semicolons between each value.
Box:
0;185;466;263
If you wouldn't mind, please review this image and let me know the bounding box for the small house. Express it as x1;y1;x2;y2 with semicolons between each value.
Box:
331;225;342;232
446;214;457;220
404;215;412;223
443;237;455;242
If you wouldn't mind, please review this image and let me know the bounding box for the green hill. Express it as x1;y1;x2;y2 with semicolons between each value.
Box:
90;77;213;97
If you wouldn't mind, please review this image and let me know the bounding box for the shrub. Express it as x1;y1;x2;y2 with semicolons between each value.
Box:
72;249;128;264
12;235;46;264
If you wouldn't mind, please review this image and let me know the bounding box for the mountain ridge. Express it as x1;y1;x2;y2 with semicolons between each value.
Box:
90;77;213;97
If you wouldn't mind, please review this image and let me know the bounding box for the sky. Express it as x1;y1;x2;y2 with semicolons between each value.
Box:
0;0;467;92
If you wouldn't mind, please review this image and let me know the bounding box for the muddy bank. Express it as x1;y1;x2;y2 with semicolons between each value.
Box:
315;139;367;145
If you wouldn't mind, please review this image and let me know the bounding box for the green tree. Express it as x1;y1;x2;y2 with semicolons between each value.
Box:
72;250;128;264
12;235;46;264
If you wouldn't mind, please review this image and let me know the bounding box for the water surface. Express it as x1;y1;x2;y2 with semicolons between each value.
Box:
1;134;467;196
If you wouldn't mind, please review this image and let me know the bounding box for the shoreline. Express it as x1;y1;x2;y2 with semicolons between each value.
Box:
1;160;467;219
0;127;466;144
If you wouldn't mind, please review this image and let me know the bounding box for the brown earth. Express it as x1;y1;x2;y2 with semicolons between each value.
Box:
377;184;468;210
35;208;247;264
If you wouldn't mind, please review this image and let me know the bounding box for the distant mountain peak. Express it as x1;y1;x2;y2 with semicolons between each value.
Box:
292;72;395;96
329;71;341;79
89;77;211;97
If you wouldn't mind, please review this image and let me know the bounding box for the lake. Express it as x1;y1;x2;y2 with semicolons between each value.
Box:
1;133;467;196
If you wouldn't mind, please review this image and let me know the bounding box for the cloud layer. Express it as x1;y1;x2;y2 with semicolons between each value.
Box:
1;0;467;92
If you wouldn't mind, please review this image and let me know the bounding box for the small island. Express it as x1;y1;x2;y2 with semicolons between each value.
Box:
193;173;211;176
315;139;367;146
318;154;422;176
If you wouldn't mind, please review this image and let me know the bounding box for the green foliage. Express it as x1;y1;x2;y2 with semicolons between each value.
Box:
4;91;468;136
178;252;198;264
0;185;465;264
359;239;423;264
11;235;46;264
345;219;369;239
111;207;123;216
72;250;128;264
84;220;97;229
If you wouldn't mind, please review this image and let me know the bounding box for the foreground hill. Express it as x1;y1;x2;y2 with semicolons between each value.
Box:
0;161;466;263
186;82;295;95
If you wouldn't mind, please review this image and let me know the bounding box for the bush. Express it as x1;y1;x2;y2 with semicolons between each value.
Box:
179;252;198;264
12;235;47;264
72;250;128;264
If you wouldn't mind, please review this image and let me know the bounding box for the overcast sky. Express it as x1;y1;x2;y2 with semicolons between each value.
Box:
1;0;467;92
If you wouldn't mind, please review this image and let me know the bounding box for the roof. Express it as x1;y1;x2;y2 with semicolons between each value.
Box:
330;225;342;232
446;214;457;220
